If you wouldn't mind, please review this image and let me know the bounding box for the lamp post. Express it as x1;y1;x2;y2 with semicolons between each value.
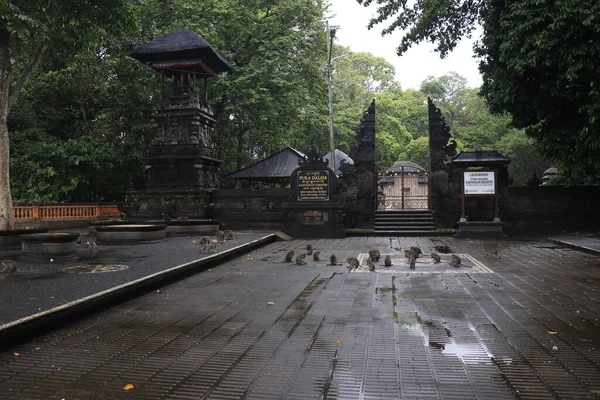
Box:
326;26;352;174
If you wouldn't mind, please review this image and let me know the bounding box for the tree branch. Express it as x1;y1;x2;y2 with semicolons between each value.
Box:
8;40;49;112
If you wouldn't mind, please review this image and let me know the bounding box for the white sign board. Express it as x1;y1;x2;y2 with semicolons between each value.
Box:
464;171;495;194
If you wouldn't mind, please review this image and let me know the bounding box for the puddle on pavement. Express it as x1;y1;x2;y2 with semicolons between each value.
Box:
429;341;492;359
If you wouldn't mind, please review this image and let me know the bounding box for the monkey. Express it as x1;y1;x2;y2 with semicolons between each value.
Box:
85;240;98;257
410;246;422;258
450;254;462;267
409;256;416;270
200;243;217;253
484;247;501;259
1;260;17;273
347;257;360;269
285;250;295;262
295;254;307;265
216;230;225;243
368;249;381;262
224;230;235;240
306;244;313;255
197;236;212;245
384;255;392;267
404;249;414;260
313;251;321;261
431;253;441;264
328;254;338;266
367;259;376;272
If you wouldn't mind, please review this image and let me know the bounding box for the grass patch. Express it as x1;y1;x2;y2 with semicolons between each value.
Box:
346;228;375;233
415;312;434;326
379;287;393;293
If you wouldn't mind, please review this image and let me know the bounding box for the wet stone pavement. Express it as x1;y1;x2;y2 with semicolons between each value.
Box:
1;236;599;399
0;231;271;325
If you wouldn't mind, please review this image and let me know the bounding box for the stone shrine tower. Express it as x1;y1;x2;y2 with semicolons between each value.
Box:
126;28;232;218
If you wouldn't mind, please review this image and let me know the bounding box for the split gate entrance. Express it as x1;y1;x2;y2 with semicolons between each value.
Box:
378;171;430;210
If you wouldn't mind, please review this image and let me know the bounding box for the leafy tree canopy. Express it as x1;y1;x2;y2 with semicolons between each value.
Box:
357;0;600;183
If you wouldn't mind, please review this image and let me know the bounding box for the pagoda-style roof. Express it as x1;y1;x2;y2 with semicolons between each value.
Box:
229;147;307;183
323;149;354;176
386;161;426;174
131;28;233;76
452;151;511;167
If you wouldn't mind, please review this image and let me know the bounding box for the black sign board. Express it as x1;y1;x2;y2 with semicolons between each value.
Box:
302;210;324;225
297;170;329;201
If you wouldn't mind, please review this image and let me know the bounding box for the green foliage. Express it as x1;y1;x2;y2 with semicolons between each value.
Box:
9;49;159;202
398;137;430;170
330;48;398;165
356;0;484;57
496;130;550;186
7;0;579;206
357;0;600;183
478;0;600;183
7;0;328;200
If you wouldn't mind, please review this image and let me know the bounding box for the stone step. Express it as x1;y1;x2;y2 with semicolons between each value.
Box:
372;230;451;237
374;225;435;231
375;210;433;216
374;217;434;223
375;223;435;228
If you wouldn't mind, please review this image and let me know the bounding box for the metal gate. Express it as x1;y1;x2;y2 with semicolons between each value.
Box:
378;171;430;210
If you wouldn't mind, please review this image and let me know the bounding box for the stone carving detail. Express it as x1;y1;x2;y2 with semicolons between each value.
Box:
428;97;460;228
301;145;329;168
339;99;377;228
428;98;457;171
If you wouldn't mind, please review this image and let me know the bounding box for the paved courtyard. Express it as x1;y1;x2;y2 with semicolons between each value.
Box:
1;236;599;399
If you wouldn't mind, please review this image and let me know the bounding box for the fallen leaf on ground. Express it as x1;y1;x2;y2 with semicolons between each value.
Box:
336;339;343;344
13;352;20;357
123;384;134;391
552;346;558;350
156;289;161;293
208;268;213;272
244;257;253;261
548;331;557;335
267;302;275;306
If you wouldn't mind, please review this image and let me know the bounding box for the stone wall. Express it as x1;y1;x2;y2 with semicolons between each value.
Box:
505;186;600;231
210;188;291;229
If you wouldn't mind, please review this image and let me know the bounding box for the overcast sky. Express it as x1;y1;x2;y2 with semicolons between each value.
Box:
328;0;483;90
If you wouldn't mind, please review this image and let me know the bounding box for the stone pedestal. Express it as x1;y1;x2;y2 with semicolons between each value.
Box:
95;224;167;243
21;232;80;255
0;228;49;246
284;204;345;239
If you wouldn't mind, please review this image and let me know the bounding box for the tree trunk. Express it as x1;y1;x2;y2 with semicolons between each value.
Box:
0;40;14;230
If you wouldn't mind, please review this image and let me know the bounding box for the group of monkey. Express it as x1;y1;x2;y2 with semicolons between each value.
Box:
195;229;235;252
284;244;462;271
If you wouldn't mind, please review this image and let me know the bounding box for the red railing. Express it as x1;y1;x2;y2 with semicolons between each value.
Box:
13;204;121;220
